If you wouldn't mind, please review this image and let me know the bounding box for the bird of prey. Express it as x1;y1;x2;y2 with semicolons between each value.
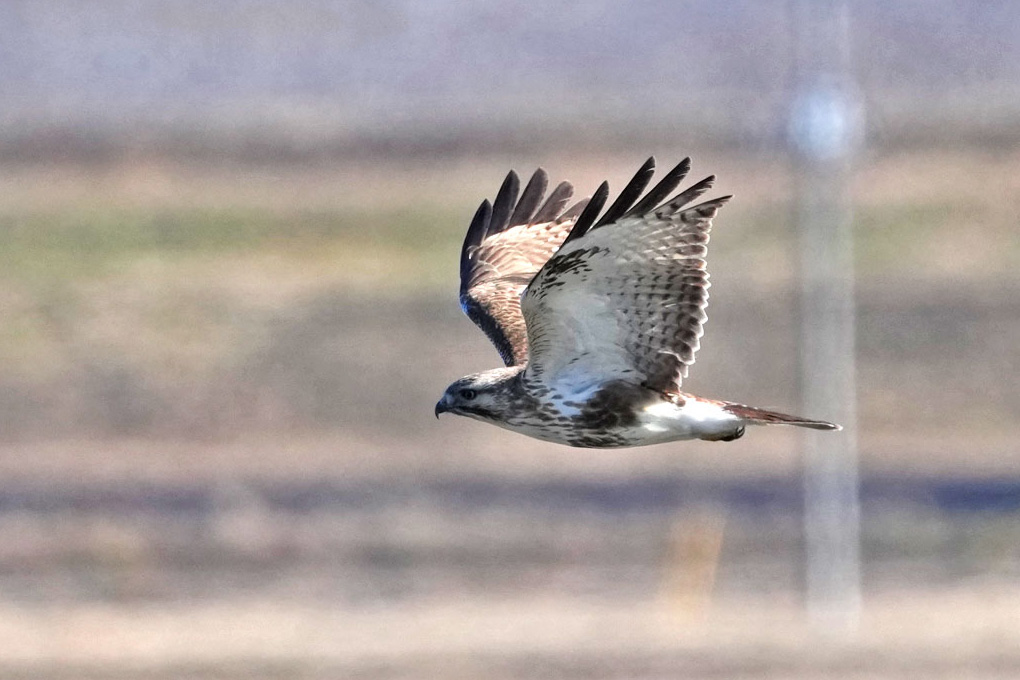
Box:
435;157;841;447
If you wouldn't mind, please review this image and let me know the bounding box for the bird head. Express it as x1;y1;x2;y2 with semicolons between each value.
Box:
435;368;522;421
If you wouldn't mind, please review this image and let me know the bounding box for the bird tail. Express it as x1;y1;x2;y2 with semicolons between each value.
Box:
720;401;842;431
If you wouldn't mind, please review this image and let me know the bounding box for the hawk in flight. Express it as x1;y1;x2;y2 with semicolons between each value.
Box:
435;158;841;447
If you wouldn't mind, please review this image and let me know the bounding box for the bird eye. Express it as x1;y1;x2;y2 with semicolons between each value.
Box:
459;389;477;400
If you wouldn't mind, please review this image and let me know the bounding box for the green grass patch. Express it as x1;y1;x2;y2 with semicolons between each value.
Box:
0;197;1006;294
0;205;465;286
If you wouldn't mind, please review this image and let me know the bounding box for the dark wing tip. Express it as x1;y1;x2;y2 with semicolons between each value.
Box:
593;156;657;229
557;197;589;223
533;180;574;225
654;174;718;217
684;194;733;217
508;168;549;228
459;198;491;290
625;156;692;218
562;180;610;246
488;170;520;235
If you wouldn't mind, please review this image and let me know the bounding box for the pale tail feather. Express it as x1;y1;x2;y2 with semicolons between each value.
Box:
720;402;842;431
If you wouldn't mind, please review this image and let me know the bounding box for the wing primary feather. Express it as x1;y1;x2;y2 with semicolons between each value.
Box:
625;157;692;217
593;156;655;228
459;199;491;290
658;175;716;215
508;168;548;227
557;198;589;223
561;181;609;245
532;181;574;224
488;170;520;234
685;195;733;217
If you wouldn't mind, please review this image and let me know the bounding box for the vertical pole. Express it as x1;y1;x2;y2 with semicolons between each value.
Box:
788;0;862;631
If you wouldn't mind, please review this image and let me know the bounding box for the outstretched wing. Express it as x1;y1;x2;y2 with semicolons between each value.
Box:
520;157;730;395
460;168;589;366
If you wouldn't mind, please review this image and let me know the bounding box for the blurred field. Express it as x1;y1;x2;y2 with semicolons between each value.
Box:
2;588;1020;679
0;148;1018;678
1;148;1018;442
2;2;1020;677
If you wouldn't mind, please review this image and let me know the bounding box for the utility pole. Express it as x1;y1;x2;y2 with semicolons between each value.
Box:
787;0;862;632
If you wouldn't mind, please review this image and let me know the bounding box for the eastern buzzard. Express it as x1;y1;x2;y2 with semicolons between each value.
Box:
435;158;840;447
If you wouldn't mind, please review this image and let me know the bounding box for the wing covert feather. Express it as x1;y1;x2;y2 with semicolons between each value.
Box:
459;169;580;366
521;163;730;394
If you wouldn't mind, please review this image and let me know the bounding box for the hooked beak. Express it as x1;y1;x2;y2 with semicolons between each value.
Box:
435;397;451;419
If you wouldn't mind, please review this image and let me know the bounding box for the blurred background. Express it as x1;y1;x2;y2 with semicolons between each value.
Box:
0;1;1018;678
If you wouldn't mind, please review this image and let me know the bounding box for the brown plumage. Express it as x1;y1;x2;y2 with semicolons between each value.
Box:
459;169;585;366
437;157;841;447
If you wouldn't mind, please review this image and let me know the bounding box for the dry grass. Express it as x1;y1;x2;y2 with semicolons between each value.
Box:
1;587;1018;679
0;150;1017;679
0;149;1017;442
